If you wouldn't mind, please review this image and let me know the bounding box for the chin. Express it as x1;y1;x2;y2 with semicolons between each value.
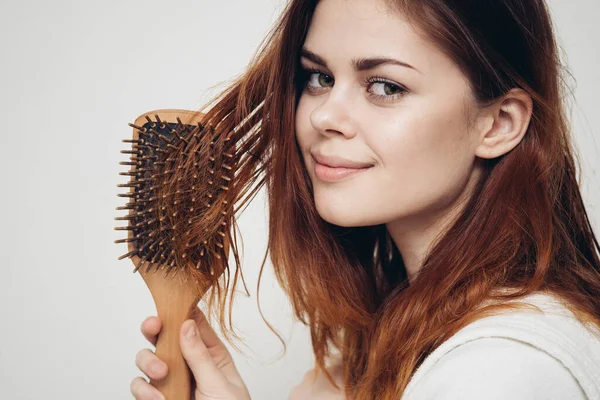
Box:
315;200;373;228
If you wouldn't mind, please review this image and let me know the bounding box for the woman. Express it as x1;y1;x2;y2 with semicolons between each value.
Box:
131;0;600;399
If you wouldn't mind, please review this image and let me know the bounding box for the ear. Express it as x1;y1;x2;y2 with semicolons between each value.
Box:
473;88;533;159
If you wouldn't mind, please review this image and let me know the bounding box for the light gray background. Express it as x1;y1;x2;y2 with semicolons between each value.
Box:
0;1;597;399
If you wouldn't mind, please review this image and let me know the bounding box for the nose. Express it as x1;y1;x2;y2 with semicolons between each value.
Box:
309;90;358;139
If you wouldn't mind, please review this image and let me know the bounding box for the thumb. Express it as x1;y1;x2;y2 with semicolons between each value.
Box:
180;319;229;392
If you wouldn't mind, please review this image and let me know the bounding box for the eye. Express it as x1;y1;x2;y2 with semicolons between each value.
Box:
302;68;334;89
366;75;407;101
298;68;407;102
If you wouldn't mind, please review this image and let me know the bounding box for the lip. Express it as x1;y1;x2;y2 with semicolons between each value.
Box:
311;152;374;182
311;152;374;169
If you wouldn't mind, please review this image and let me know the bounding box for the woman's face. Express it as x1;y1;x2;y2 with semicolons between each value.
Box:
295;0;483;228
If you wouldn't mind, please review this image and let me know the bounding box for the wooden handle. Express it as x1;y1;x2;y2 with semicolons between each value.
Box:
150;306;195;400
138;267;205;400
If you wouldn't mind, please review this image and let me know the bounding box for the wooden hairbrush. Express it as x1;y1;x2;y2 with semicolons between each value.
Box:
114;108;265;399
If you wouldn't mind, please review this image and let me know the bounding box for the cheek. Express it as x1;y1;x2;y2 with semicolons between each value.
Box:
372;103;474;211
385;113;468;169
294;98;313;149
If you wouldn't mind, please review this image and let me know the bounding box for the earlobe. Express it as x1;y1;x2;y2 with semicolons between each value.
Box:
474;88;533;160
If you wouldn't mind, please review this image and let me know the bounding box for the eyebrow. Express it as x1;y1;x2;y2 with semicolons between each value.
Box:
300;48;422;74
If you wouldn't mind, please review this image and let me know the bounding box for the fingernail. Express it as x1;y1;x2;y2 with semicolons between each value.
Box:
185;322;197;340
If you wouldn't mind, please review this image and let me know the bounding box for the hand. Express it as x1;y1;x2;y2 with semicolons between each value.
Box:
130;307;251;400
289;362;348;400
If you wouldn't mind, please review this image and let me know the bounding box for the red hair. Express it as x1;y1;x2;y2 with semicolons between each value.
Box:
190;1;600;398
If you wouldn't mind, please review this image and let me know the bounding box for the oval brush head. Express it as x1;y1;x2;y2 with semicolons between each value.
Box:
114;108;265;400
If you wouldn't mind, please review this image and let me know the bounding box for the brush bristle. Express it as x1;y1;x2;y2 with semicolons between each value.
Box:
114;113;232;278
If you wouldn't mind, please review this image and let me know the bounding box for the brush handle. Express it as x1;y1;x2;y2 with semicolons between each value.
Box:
151;302;196;400
140;268;204;400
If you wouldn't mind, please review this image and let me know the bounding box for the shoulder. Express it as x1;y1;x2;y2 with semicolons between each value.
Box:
402;292;600;400
404;337;585;400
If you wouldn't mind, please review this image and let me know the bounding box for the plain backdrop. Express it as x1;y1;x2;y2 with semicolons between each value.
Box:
0;0;598;399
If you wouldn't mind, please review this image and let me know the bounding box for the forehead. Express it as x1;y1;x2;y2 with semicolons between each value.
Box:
303;0;449;77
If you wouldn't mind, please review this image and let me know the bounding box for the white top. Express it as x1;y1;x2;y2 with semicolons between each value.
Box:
401;292;600;399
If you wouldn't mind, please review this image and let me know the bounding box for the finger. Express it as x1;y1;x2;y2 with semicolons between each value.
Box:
180;319;230;392
135;348;168;381
130;376;165;400
190;308;231;356
190;309;246;387
140;316;162;346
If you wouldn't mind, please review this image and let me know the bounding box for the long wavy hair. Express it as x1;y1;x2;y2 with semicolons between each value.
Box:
185;0;600;398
